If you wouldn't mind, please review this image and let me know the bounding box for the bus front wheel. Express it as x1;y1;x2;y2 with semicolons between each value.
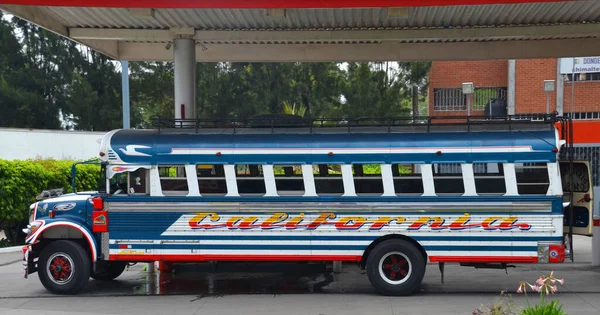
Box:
38;240;91;295
366;239;425;296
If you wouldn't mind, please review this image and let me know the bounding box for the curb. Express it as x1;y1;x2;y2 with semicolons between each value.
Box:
0;246;23;254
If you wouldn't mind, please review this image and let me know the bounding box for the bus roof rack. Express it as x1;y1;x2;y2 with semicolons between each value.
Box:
150;113;569;135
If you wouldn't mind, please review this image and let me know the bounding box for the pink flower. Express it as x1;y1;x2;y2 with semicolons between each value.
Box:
517;287;522;293
558;278;564;285
536;277;545;285
551;279;556;284
552;285;558;293
531;285;541;292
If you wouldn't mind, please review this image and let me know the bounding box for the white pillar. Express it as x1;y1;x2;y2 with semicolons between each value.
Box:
507;60;516;115
556;58;564;116
174;38;196;121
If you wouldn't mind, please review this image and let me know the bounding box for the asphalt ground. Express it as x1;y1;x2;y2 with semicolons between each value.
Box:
0;236;599;314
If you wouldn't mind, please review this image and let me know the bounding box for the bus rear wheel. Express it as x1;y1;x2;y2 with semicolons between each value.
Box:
38;240;91;295
366;239;425;296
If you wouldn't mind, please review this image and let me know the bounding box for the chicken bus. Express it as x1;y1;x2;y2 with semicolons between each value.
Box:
21;115;594;295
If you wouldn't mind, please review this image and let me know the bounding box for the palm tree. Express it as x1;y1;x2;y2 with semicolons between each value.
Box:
282;101;307;117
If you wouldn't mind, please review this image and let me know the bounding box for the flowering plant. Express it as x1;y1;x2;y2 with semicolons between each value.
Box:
516;271;566;315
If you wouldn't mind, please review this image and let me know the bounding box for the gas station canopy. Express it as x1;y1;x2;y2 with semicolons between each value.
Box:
1;0;600;61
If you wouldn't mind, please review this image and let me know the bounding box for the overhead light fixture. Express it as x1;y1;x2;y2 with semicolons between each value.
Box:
265;8;286;17
387;7;409;18
129;8;155;19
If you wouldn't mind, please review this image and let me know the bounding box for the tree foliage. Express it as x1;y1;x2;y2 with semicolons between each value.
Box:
0;159;100;245
1;13;431;129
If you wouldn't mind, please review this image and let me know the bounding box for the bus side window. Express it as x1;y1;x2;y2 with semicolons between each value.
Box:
159;166;189;196
515;162;549;195
432;163;464;195
354;164;383;196
274;165;304;196
473;163;506;195
314;164;344;196
392;164;423;195
236;164;266;196
197;164;227;196
128;168;149;195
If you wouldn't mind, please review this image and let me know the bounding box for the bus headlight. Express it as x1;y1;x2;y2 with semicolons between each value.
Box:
22;221;42;238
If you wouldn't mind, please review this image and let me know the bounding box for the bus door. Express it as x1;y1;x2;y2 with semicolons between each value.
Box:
560;161;594;236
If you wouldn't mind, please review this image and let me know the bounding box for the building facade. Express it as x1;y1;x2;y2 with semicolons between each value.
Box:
428;58;600;205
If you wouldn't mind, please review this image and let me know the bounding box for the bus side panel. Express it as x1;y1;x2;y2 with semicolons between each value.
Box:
104;200;562;264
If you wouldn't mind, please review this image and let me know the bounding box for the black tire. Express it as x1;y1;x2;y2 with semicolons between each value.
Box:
366;239;426;296
91;262;127;281
38;240;91;295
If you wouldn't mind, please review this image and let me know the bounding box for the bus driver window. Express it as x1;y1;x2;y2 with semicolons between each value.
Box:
110;169;148;195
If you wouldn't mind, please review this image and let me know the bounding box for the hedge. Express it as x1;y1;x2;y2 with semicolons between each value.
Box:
0;159;100;245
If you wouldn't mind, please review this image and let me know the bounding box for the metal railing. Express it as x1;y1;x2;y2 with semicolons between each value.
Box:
150;113;562;134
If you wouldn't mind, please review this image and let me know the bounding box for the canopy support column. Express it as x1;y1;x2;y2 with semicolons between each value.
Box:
174;38;196;122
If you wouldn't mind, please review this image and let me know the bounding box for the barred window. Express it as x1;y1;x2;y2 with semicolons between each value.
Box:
472;87;507;111
433;88;466;111
565;73;600;82
564;112;600;120
433;87;507;111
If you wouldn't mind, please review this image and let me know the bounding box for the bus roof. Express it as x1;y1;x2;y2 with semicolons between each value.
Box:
99;125;560;165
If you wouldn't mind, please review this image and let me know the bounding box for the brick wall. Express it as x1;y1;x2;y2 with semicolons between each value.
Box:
564;81;600;113
429;59;600;115
429;60;508;116
514;59;557;114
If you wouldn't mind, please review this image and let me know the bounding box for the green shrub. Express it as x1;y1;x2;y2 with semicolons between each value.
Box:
0;159;100;246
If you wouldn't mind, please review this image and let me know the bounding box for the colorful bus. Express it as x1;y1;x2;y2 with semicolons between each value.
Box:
21;116;593;295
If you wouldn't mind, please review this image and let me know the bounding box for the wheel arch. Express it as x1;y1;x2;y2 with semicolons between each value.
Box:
27;221;98;262
360;234;427;269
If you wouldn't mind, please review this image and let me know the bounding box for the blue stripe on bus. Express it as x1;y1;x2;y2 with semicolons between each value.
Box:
140;152;557;165
109;234;562;242
110;244;538;252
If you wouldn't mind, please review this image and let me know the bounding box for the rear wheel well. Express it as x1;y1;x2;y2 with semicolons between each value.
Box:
360;234;427;269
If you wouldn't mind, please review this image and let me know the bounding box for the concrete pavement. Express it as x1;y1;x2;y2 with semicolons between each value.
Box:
0;236;599;314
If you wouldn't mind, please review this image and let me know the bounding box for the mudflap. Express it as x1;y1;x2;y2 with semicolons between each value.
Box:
22;245;38;278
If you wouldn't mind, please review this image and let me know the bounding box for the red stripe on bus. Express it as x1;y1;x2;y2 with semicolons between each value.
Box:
0;0;572;9
429;256;538;263
109;254;362;262
594;219;600;227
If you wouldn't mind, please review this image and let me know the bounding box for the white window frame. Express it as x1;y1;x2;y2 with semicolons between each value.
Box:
420;164;436;196
301;164;317;197
341;164;357;197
